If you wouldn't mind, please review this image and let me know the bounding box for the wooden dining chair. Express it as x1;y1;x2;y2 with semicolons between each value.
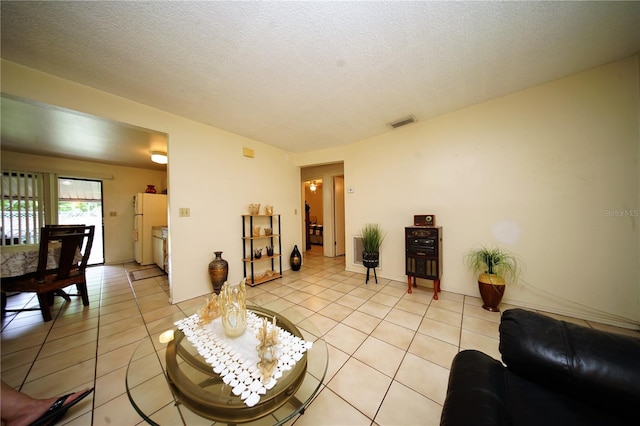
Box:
1;225;95;321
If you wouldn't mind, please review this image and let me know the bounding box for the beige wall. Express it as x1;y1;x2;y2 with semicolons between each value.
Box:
297;56;640;327
2;56;638;327
1;60;302;304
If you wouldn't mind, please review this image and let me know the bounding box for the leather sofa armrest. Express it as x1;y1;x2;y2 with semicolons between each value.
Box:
499;308;640;409
441;350;510;426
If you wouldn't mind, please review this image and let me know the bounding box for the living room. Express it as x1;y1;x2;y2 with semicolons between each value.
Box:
1;2;639;424
4;52;638;328
2;3;639;326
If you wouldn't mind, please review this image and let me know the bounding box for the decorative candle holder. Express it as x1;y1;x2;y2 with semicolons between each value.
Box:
253;226;261;237
198;293;221;325
248;204;260;215
219;279;247;337
256;316;279;382
264;205;274;215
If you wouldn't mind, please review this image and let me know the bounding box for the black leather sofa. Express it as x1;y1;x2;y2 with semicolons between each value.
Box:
441;308;640;426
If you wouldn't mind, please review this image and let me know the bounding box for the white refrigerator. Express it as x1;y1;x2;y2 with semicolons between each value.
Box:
133;193;167;265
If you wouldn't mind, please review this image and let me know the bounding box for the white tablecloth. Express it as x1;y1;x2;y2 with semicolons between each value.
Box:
0;244;74;278
174;311;312;408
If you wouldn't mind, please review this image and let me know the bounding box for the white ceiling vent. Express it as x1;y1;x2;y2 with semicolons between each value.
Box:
389;115;416;129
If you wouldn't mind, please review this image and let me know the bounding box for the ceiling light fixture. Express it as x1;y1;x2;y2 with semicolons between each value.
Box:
151;151;168;164
309;181;317;193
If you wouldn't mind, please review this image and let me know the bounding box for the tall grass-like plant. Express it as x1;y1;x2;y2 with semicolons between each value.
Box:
360;223;386;253
465;246;523;284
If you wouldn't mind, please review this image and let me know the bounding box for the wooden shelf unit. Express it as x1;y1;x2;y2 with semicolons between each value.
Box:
242;214;282;286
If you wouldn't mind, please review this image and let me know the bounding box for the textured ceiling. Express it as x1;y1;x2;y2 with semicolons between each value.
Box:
1;1;639;161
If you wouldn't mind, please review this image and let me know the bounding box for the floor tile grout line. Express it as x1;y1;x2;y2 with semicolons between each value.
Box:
5;250;635;425
3;293;64;392
87;265;114;426
91;265;143;419
281;270;446;422
123;266;182;424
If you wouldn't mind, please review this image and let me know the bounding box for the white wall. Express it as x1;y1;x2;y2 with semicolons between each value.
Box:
0;150;166;264
1;60;302;304
297;56;640;327
3;56;638;327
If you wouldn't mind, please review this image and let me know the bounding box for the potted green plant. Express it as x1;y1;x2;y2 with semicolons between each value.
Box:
465;246;523;312
359;223;386;268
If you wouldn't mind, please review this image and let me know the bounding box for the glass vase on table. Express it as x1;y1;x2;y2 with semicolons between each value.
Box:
219;279;247;337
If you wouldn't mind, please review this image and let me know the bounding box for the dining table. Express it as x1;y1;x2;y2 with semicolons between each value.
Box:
1;243;46;278
1;240;87;278
1;242;84;311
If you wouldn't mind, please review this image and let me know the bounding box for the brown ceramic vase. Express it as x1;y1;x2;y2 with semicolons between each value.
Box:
208;251;228;294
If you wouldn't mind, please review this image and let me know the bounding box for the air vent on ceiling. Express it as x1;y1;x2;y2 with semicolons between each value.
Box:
388;115;416;129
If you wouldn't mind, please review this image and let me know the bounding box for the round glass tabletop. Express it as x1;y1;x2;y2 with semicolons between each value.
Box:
126;305;328;425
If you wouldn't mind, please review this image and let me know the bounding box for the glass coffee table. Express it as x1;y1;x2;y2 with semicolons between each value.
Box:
126;305;328;425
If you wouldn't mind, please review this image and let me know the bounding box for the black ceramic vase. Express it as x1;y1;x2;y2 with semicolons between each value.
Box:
208;251;228;294
290;245;302;271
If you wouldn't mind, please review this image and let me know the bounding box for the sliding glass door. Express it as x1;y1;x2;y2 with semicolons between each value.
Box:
58;177;104;265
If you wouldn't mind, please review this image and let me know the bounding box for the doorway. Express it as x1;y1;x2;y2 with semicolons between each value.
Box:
301;162;345;257
304;179;323;250
58;177;104;265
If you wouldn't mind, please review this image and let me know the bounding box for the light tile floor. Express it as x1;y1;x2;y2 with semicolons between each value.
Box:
2;246;638;425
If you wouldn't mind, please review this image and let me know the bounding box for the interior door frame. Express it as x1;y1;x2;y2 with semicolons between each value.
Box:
300;162;345;258
333;175;345;256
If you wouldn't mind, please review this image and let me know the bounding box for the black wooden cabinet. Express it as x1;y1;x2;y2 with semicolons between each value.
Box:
405;226;442;298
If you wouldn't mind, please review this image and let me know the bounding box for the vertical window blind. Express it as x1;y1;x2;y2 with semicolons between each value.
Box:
1;170;45;245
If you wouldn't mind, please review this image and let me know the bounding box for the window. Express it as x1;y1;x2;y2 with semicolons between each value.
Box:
1;170;45;245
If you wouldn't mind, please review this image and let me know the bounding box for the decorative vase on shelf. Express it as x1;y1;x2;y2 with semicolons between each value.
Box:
208;251;228;295
290;245;302;271
266;245;274;256
220;279;247;337
248;204;260;215
145;185;157;194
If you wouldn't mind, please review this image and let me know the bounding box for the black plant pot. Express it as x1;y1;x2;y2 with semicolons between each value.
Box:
362;251;379;268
